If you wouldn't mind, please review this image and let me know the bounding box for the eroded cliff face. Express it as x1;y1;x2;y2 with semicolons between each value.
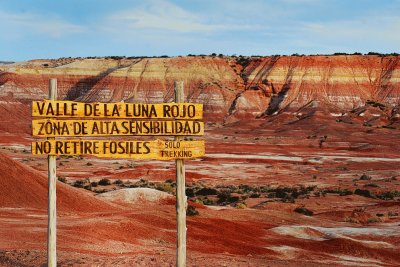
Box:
0;57;243;121
1;55;400;126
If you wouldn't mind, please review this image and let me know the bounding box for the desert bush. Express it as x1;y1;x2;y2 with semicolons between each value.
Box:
91;181;98;187
217;191;239;205
238;184;254;193
139;178;148;184
236;202;247;209
281;195;295;203
365;183;379;188
187;205;199;216
360;174;371;180
202;198;214;205
114;179;123;185
294;207;313;216
275;187;290;199
193;198;204;205
377;191;399;200
344;217;359;224
73;179;86;188
367;52;382;56
83;185;92;191
354;189;374;198
339;189;353;196
367;217;380;223
156;183;175;194
93;189;107;194
98;178;111;186
323;188;352;196
249;193;261;198
259;186;270;193
196;187;219;196
186;188;195;197
58;176;67;183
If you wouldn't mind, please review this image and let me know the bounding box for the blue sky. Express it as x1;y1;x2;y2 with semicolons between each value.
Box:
1;0;399;61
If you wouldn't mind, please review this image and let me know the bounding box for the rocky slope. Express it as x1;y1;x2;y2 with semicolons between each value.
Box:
1;55;400;266
0;55;399;139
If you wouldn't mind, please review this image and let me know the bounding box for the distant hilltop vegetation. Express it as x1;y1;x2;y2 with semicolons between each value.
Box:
0;61;15;65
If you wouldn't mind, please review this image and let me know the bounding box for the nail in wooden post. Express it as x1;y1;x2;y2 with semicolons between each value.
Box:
175;81;186;267
47;78;57;267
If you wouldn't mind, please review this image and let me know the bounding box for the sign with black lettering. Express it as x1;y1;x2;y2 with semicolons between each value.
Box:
32;100;202;119
32;119;204;137
32;140;205;160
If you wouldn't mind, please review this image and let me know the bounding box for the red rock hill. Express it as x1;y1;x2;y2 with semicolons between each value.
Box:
0;55;399;131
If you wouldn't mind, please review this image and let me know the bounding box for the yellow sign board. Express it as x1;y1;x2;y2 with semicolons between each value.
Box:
32;119;204;137
32;140;205;160
32;100;203;119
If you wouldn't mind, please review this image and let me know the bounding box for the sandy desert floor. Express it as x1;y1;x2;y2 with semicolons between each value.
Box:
1;111;400;266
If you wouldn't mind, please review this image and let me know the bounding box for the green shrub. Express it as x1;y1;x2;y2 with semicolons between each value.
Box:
186;188;195;197
93;189;107;194
344;217;359;224
58;176;67;183
98;178;111;186
83;185;92;191
187;205;199;216
202;198;214;205
217;191;239;205
367;217;380;223
73;179;85;188
196;187;219;196
354;189;373;198
360;174;371;180
294;207;313;216
235;202;247;209
388;211;399;217
156;183;175;194
378;191;399;200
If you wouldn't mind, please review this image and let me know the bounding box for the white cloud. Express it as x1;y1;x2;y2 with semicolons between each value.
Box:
301;15;400;46
0;10;86;38
106;0;255;33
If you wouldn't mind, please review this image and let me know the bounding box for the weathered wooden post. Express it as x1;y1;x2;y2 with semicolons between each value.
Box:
47;78;57;267
175;81;186;267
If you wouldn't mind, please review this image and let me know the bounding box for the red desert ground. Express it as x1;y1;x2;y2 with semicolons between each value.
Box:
1;55;400;266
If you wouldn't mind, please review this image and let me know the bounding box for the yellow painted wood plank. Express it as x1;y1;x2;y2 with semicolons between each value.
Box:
32;100;203;119
32;119;204;137
32;140;205;160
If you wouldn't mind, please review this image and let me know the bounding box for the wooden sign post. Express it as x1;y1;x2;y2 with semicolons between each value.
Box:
47;79;57;267
32;80;203;267
175;81;186;267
